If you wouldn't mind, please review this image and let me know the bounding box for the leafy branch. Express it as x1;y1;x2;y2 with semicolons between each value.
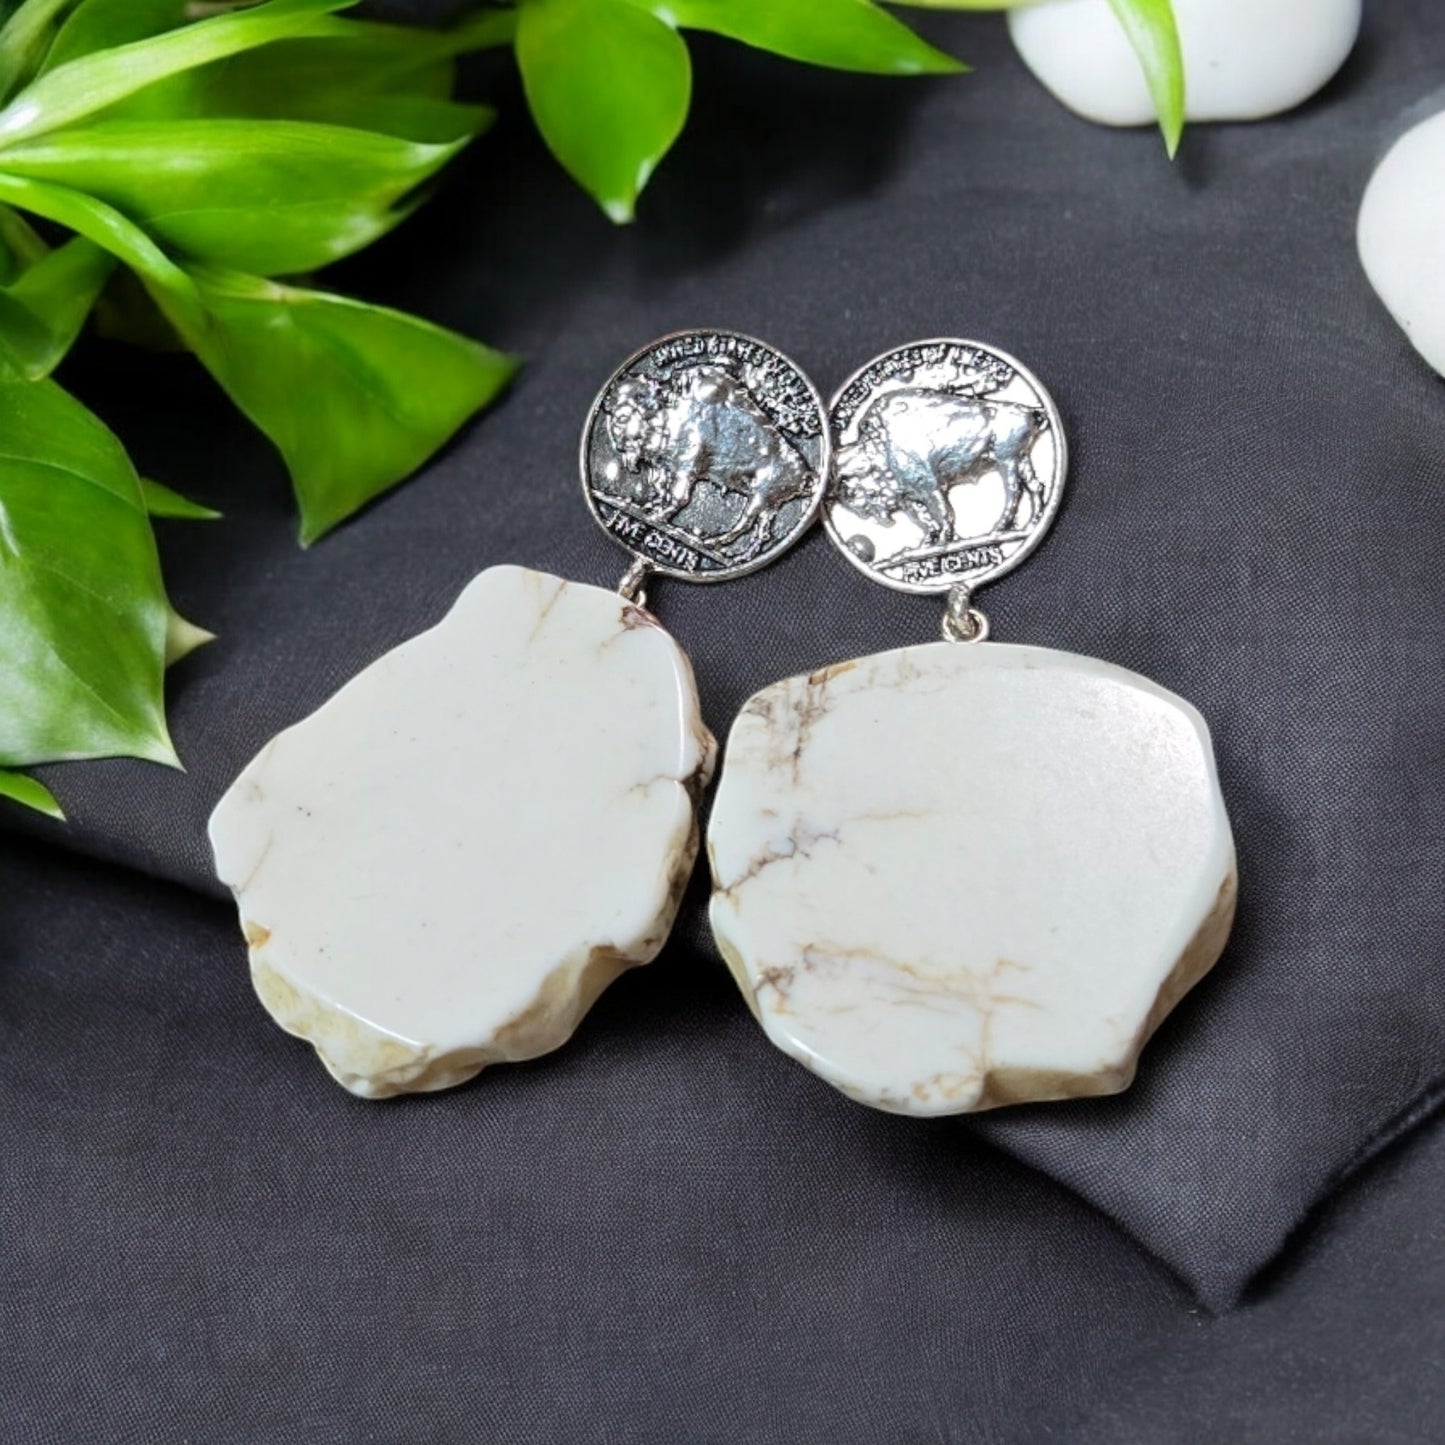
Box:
0;0;518;813
0;0;1183;821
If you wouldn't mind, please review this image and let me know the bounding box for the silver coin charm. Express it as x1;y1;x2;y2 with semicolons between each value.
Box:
824;339;1066;595
582;330;830;583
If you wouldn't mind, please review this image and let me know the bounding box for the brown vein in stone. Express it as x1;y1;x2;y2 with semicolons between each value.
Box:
716;822;842;897
717;808;931;897
527;576;568;643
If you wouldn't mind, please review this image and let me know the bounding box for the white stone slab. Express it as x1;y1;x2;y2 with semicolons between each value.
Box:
1359;108;1445;377
210;565;715;1098
708;643;1235;1116
1009;0;1361;127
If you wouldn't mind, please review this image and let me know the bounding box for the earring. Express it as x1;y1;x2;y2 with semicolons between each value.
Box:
209;331;830;1098
708;339;1236;1116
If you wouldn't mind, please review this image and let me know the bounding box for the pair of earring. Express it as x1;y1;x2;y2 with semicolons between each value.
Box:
210;331;1236;1113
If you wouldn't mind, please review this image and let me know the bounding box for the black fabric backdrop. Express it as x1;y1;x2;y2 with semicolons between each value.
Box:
4;837;1445;1443
4;0;1445;1437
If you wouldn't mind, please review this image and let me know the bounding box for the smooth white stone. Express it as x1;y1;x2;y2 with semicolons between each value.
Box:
1359;109;1445;377
1008;0;1361;127
209;565;715;1099
708;644;1236;1116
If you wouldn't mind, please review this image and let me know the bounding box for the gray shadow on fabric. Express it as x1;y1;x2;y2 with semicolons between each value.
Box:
330;60;626;348
62;343;282;509
633;36;948;279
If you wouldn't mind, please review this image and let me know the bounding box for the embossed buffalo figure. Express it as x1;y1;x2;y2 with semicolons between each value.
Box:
836;389;1050;544
605;363;813;558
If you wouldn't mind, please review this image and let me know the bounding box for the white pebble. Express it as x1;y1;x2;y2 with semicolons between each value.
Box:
1359;108;1445;377
1009;0;1361;127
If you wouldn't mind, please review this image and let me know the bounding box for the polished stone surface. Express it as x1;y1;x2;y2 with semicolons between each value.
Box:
1359;107;1445;378
709;642;1236;1116
1010;0;1361;127
210;565;715;1097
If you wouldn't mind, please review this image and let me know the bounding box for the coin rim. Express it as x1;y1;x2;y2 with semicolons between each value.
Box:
823;338;1069;596
579;328;832;584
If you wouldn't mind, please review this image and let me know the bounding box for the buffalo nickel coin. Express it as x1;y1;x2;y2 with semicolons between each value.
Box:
581;330;830;583
824;339;1067;595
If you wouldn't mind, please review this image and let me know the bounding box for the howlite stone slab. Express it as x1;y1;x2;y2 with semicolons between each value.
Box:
210;566;715;1098
708;643;1236;1116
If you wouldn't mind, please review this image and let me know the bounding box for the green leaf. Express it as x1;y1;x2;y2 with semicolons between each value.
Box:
43;6;493;143
0;373;177;766
0;0;352;147
164;602;213;666
38;0;187;70
447;9;519;52
0;231;18;285
302;95;489;146
44;5;515;78
0;766;63;819
0;177;516;542
0;0;73;102
1105;0;1184;156
0;232;113;378
0;202;46;278
93;268;186;350
656;0;964;75
0;118;476;274
162;266;518;544
164;45;485;143
179;17;487;106
141;476;220;520
0;173;206;332
0;206;114;379
516;0;691;224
